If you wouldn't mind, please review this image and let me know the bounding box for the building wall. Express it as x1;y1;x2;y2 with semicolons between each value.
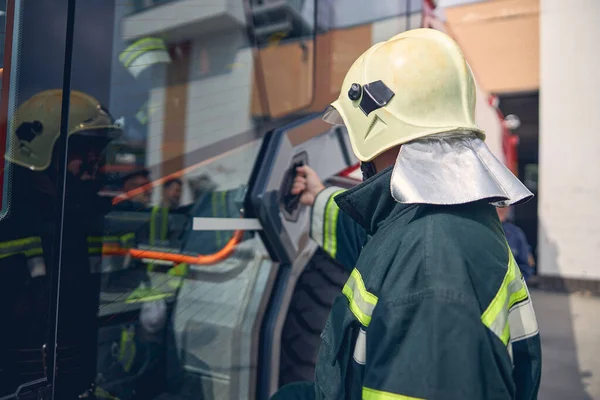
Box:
538;0;600;280
185;32;254;154
141;4;506;204
146;13;427;197
422;7;505;164
443;0;540;94
148;68;168;204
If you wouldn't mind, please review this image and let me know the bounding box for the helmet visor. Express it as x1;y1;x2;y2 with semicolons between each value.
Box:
322;105;345;126
70;105;123;140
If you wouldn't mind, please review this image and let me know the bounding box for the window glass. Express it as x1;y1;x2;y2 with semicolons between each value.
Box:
249;0;317;118
56;0;278;399
0;0;434;398
0;0;73;398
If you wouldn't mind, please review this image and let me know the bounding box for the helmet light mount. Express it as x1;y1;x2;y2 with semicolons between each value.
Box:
348;83;362;101
357;80;395;116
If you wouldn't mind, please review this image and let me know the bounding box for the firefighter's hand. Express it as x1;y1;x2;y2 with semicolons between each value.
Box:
292;165;325;206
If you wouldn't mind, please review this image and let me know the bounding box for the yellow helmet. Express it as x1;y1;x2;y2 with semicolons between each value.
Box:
6;89;122;171
323;28;483;162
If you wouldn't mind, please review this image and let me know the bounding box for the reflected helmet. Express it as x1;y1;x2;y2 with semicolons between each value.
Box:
6;89;123;171
323;28;483;162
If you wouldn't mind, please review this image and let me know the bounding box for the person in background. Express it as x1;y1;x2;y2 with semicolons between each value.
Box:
497;206;536;282
162;178;182;209
116;168;152;210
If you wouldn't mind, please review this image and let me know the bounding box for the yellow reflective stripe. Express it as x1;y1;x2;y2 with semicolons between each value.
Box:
0;237;43;259
150;206;169;242
0;236;41;249
342;268;378;326
136;101;149;125
88;234;136;256
168;263;188;277
118;327;136;373
150;206;158;244
95;387;121;400
323;190;344;258
481;246;527;345
323;193;335;256
125;290;173;304
149;207;167;271
161;206;168;241
212;192;222;247
363;387;425;400
124;45;166;68
120;232;136;248
87;235;121;243
221;191;227;214
88;234;135;246
119;37;167;67
166;263;188;289
23;248;43;257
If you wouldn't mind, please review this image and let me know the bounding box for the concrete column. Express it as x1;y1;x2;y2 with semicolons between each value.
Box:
538;0;600;280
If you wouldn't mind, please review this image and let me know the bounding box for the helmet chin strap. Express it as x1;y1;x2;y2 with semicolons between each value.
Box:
360;162;378;181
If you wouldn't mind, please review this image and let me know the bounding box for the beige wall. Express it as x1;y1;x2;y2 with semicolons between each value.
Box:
538;0;600;280
445;0;540;94
423;8;506;164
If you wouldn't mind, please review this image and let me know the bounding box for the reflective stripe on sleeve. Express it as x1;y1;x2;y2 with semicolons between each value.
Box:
125;287;174;304
118;37;170;78
94;387;120;400
87;234;136;273
212;192;227;247
0;237;45;277
353;328;367;365
120;232;136;248
323;190;345;258
119;38;167;67
88;234;136;253
481;246;539;350
310;186;345;253
363;387;425;400
342;268;378;327
0;237;43;259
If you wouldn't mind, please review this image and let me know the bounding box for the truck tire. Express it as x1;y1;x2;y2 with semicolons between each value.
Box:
278;248;349;387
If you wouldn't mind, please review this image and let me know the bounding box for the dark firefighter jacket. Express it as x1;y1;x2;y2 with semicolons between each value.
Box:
309;166;542;400
0;167;134;399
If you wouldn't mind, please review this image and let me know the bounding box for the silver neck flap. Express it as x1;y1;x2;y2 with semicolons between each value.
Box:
390;133;533;207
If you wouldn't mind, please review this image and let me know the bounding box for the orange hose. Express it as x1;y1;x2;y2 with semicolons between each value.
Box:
108;143;256;261
111;142;256;206
102;230;244;265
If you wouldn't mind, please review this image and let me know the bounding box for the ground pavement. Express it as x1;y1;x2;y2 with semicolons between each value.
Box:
533;289;600;399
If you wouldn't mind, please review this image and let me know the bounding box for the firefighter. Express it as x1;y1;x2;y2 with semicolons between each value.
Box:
162;178;182;209
0;90;123;399
278;28;541;400
118;168;153;210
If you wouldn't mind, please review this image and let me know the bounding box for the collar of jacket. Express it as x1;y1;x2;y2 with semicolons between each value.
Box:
335;166;415;235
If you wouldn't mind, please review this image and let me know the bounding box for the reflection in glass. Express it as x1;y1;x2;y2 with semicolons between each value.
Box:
0;0;432;397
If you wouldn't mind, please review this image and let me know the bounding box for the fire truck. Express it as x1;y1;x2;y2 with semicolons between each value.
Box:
0;1;518;399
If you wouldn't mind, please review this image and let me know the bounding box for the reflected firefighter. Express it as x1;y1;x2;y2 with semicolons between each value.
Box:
0;90;123;399
277;29;542;399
